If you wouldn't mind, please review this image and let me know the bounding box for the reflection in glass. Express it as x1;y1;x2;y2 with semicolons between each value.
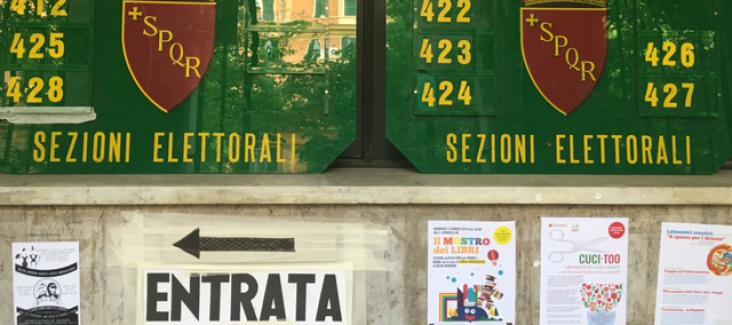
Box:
262;0;275;21
344;0;357;16
244;0;356;73
306;39;322;63
315;0;328;18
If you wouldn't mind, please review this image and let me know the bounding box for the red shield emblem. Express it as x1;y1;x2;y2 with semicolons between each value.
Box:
123;0;216;113
521;1;608;115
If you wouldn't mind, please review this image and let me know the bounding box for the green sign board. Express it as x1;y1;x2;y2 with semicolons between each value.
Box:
387;0;732;174
0;0;357;174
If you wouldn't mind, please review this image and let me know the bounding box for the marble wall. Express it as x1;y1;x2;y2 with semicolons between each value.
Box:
0;205;729;324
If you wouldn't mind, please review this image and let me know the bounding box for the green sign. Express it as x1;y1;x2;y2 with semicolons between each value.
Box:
0;0;357;174
387;0;732;174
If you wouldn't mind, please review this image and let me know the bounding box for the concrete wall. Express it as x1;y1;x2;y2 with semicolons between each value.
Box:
1;204;730;324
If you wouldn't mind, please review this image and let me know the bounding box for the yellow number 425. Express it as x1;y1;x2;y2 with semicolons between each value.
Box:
10;33;65;60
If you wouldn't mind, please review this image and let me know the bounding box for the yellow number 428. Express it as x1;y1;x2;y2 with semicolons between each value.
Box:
5;76;64;104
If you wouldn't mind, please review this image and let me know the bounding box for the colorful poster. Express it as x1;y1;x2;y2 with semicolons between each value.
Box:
654;223;732;325
540;217;629;325
427;221;516;325
12;242;81;325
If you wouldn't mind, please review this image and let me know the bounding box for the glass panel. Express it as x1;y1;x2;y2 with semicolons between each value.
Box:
386;0;730;174
251;0;335;25
246;32;327;73
0;0;357;174
315;0;328;18
344;0;356;16
262;0;275;21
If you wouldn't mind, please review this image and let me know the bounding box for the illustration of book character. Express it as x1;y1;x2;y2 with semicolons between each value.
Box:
443;275;505;323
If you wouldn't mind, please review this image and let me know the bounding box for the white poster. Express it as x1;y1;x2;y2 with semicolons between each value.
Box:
654;223;732;325
540;217;629;325
141;268;348;324
13;242;81;325
427;221;516;325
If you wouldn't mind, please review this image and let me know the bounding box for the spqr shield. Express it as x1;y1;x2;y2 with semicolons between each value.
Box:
123;0;216;113
521;7;608;115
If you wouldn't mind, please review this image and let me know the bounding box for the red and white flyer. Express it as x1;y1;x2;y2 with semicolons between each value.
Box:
540;217;629;325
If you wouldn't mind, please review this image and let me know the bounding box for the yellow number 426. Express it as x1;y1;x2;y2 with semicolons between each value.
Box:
644;41;695;69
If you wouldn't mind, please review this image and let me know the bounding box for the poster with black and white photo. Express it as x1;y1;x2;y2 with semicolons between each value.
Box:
13;242;80;325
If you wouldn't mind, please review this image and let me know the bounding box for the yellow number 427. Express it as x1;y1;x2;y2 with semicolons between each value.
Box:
644;82;694;109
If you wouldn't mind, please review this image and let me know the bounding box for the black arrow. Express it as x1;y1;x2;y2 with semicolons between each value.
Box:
173;229;296;259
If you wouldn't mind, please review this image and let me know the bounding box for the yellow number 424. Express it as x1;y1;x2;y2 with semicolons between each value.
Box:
421;80;472;108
